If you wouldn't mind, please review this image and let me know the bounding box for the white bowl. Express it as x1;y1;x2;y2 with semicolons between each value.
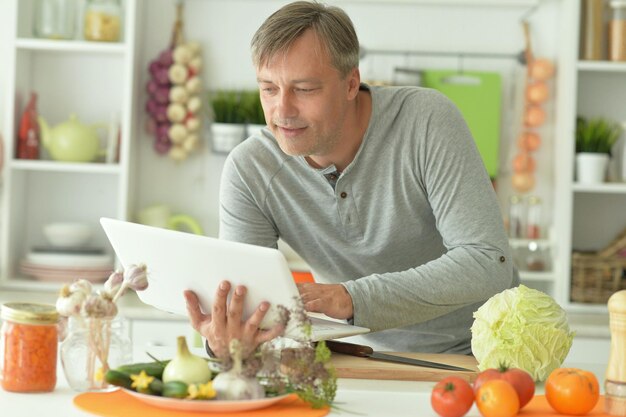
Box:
43;223;93;248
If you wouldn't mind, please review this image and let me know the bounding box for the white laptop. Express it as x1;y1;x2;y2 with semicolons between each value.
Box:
100;217;369;342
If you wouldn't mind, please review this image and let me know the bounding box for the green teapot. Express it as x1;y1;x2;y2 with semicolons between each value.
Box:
38;114;106;162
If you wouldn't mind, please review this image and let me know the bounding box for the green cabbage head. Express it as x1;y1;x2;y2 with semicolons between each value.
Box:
471;284;574;381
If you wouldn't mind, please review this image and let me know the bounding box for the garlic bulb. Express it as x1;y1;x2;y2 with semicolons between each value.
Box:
186;116;200;132
187;96;202;113
169;146;188;162
188;57;202;72
56;284;87;317
169;124;188;144
185;77;201;94
183;134;199;152
167;103;186;123
69;279;93;297
83;293;118;318
162;336;212;384
169;86;189;104
173;45;192;64
104;271;124;297
212;339;265;401
168;64;188;85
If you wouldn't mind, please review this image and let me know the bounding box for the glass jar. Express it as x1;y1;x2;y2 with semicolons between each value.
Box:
60;316;131;392
581;0;606;60
33;0;77;40
609;0;626;61
0;302;59;393
526;196;543;239
508;195;524;238
84;0;122;42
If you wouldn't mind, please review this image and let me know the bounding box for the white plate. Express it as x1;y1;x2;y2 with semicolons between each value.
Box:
121;388;291;412
26;252;113;268
19;260;111;283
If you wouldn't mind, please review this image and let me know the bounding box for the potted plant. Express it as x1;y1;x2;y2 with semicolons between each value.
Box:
209;90;246;153
240;90;266;138
575;116;622;184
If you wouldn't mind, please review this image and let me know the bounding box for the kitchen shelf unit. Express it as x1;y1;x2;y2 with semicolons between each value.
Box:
0;0;141;290
553;0;626;314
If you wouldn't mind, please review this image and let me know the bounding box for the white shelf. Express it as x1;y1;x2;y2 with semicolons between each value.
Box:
577;60;626;73
15;38;127;54
519;271;554;282
573;182;626;194
10;160;121;174
509;238;551;248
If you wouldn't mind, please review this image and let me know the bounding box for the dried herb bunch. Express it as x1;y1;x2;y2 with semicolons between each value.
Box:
221;298;337;409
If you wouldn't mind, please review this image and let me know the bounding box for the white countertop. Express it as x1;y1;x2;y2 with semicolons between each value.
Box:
0;345;608;417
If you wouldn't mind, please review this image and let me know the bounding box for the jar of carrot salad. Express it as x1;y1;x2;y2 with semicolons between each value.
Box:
0;302;59;392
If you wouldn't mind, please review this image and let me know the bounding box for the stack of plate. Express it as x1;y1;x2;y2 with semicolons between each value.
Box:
20;248;113;283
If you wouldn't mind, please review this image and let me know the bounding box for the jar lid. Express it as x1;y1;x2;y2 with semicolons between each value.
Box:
1;302;59;325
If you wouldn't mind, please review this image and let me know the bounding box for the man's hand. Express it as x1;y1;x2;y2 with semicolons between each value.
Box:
296;282;354;320
184;280;285;359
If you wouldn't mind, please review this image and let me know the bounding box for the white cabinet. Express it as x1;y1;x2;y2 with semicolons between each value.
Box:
553;0;626;313
0;0;141;290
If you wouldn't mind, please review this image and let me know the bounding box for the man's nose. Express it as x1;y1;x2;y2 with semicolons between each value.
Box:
276;91;298;119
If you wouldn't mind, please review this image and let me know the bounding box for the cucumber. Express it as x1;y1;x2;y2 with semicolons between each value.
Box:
116;361;169;379
162;381;189;399
104;369;133;389
136;378;164;396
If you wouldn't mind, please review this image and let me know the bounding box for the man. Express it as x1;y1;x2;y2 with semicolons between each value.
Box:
185;1;517;359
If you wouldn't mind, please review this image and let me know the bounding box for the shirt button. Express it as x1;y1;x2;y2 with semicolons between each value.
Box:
499;256;506;263
340;192;347;198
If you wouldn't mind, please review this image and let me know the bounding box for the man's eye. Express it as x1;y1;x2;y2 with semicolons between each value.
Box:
296;88;315;93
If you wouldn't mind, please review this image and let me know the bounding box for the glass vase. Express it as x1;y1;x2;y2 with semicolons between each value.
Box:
60;316;131;392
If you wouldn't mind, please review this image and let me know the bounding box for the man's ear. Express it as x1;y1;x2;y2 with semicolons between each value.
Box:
346;68;361;100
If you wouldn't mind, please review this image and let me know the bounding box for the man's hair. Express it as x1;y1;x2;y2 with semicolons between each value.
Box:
251;1;359;78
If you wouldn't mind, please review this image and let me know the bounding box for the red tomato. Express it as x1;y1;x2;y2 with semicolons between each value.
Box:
431;376;474;417
545;368;599;415
473;366;535;409
476;379;520;417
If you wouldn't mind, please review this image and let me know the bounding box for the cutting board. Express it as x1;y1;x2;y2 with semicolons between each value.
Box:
331;351;478;382
422;70;502;178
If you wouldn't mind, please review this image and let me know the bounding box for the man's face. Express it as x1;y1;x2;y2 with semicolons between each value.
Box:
256;29;357;160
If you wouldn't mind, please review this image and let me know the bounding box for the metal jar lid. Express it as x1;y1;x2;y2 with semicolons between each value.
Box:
1;302;59;325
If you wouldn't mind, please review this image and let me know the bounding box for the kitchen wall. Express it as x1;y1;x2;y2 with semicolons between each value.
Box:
0;0;563;239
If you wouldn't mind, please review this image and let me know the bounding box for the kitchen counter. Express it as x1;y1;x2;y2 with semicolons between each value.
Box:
0;345;608;417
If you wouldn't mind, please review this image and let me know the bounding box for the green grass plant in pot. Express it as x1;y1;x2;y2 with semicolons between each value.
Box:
240;90;267;139
575;116;622;184
209;90;246;154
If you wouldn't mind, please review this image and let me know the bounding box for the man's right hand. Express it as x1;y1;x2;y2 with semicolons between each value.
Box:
184;280;285;359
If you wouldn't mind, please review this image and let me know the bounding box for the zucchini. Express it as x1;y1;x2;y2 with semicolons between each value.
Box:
162;381;189;399
117;361;169;379
104;369;133;389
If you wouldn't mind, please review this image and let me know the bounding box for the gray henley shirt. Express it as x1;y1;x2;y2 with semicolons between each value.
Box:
219;85;518;354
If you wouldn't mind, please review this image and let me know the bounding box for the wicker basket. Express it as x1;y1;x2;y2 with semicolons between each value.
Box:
571;251;626;304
